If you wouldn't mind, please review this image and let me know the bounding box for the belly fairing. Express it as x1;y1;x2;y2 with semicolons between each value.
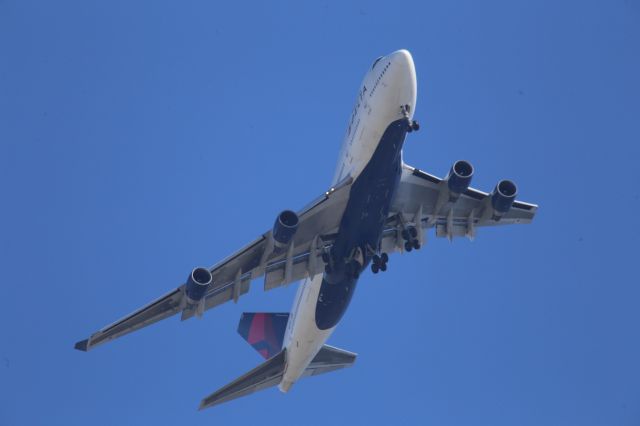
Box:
315;118;408;330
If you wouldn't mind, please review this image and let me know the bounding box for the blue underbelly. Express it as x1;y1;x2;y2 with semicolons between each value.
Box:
315;118;408;330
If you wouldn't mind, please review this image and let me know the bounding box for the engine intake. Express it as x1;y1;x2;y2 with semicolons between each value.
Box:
491;180;518;215
273;210;299;250
446;160;474;196
185;267;212;303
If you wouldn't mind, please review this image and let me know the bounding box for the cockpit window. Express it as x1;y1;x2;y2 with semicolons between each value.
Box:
371;56;383;70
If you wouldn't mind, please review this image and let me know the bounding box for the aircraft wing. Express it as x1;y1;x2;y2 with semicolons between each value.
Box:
378;163;538;253
75;177;353;352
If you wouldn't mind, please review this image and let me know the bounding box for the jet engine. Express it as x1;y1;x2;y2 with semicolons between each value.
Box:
491;180;518;217
185;267;212;303
446;160;474;197
272;210;299;250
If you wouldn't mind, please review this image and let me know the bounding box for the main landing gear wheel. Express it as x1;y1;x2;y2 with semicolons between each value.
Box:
402;226;419;240
371;253;389;274
402;226;420;252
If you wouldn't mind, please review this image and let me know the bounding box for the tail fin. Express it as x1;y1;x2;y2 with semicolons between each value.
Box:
199;344;357;410
237;312;289;359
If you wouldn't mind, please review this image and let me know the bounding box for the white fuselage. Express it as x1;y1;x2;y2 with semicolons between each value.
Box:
279;50;417;392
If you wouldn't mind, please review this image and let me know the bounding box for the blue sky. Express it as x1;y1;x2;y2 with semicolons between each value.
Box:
1;1;639;425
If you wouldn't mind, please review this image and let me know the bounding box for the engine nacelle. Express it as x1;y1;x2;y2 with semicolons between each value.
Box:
446;160;474;197
185;267;212;303
491;180;518;216
272;210;299;250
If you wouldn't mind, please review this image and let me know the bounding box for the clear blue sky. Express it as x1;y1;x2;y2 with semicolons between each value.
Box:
1;1;639;425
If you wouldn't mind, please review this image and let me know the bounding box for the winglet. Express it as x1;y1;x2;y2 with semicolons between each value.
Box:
74;339;89;352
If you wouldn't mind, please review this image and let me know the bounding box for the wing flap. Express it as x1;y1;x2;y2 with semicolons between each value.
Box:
389;164;538;242
181;183;349;320
76;179;352;351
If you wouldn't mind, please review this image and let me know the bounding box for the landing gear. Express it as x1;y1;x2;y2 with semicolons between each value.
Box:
404;240;421;252
401;104;420;133
401;227;418;241
346;259;362;279
401;225;421;252
322;250;333;274
371;252;389;274
340;247;364;279
323;246;366;279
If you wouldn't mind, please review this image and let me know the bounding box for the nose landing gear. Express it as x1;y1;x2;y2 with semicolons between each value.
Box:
401;104;420;133
406;120;420;132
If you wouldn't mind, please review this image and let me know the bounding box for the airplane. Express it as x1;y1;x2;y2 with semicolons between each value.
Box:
75;49;538;409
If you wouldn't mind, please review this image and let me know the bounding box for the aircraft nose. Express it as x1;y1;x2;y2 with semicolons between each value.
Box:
388;49;414;71
385;49;417;115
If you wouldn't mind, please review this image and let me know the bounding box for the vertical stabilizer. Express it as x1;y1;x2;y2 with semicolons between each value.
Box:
237;312;290;359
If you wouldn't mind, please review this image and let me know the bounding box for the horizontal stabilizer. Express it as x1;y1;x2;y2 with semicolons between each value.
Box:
199;349;287;410
199;344;357;410
301;344;357;378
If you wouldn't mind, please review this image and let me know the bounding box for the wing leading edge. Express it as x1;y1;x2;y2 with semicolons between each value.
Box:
75;178;353;352
378;163;537;254
76;162;537;352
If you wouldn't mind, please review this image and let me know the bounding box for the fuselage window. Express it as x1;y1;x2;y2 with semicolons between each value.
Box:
371;56;383;70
